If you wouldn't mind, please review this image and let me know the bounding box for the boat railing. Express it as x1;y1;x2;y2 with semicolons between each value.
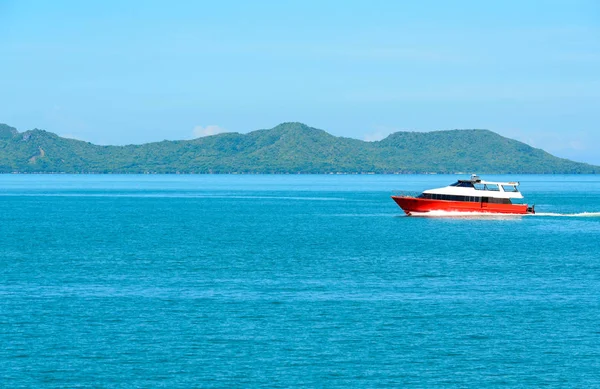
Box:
392;190;421;198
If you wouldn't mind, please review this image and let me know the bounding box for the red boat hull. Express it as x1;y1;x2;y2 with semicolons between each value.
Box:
391;196;532;215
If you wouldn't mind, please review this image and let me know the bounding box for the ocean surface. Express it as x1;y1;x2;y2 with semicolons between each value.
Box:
1;174;599;388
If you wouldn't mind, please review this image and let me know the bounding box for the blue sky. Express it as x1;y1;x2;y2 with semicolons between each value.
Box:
1;0;599;164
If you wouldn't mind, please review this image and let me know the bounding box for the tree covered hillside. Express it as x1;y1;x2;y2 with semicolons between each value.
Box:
0;122;597;174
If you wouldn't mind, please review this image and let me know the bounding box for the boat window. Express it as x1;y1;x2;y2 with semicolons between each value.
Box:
502;185;519;192
431;195;476;202
488;198;511;204
474;183;485;190
484;184;499;191
451;181;474;188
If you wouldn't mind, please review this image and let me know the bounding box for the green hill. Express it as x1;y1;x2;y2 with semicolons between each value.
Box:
0;122;597;173
0;124;18;139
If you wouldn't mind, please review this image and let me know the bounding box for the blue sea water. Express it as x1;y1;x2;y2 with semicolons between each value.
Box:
1;174;599;388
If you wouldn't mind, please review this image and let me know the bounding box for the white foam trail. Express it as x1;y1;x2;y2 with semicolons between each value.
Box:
407;210;600;218
532;212;600;218
332;213;395;217
408;210;524;218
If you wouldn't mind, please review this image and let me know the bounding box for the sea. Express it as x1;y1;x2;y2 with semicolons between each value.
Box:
1;174;599;388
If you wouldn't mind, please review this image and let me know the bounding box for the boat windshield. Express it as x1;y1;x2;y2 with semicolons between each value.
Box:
450;181;474;188
474;183;500;191
502;185;519;192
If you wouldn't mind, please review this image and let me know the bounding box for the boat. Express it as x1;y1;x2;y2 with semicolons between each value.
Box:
392;175;535;215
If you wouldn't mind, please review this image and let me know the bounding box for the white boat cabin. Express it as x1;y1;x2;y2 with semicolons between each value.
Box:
418;175;524;204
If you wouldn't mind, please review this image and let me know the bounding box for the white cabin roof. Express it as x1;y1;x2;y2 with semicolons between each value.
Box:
478;180;520;186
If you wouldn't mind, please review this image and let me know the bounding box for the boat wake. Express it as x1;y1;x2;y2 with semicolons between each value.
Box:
532;212;600;218
407;210;600;218
408;210;525;218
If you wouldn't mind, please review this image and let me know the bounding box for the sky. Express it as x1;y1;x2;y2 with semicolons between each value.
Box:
1;0;599;164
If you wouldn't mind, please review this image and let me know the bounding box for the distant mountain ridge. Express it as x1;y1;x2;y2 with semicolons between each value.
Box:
0;122;597;174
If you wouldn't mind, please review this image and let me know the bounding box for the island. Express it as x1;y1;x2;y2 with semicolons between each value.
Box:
0;122;597;174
